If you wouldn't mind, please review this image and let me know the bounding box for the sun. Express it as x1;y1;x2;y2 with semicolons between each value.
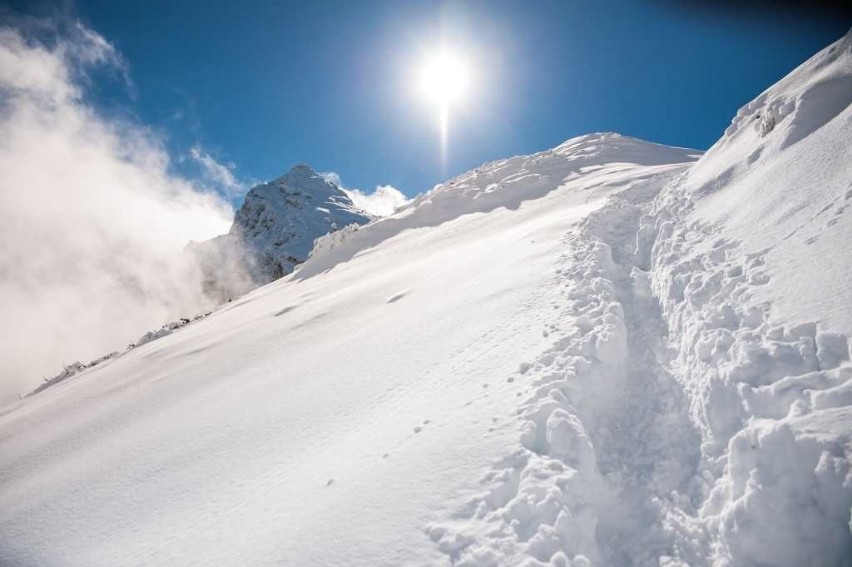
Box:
418;50;469;107
417;48;471;171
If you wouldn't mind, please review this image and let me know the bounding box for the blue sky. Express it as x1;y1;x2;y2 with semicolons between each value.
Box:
10;0;850;200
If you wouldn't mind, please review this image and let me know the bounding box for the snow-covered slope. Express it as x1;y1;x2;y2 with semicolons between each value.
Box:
1;32;851;567
188;164;371;297
644;30;852;566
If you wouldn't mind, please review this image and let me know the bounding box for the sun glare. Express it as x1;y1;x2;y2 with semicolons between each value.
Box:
418;51;468;107
417;48;471;172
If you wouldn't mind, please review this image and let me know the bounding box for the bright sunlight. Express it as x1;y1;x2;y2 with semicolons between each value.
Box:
417;48;471;171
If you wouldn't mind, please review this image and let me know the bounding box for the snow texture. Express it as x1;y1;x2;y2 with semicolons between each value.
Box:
1;31;851;567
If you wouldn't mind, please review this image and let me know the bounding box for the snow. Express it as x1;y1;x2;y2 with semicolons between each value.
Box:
1;32;851;567
643;29;852;567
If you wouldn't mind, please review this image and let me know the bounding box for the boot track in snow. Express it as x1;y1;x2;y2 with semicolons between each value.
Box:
428;178;706;566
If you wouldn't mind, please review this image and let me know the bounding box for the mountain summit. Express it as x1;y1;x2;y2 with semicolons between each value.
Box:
188;164;372;298
231;164;371;278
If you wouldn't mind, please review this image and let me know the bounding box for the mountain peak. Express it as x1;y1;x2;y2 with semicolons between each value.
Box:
268;163;323;186
188;163;372;288
289;163;318;175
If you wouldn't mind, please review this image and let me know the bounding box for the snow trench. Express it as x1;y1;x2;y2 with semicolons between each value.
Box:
428;173;852;566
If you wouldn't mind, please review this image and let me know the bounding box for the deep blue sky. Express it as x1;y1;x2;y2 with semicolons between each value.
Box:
9;1;850;200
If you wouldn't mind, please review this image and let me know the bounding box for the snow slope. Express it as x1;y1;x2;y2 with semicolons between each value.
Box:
645;31;852;566
1;32;851;567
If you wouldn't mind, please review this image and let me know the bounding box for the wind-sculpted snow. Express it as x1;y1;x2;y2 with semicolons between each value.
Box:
299;133;699;279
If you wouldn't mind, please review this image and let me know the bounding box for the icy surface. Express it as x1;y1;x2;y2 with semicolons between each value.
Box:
1;32;851;567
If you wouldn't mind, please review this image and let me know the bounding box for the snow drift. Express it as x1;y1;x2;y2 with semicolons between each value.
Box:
1;31;851;567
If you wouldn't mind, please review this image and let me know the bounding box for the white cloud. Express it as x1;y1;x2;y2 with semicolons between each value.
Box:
0;21;237;404
320;172;410;217
320;171;343;188
343;185;411;217
190;145;246;197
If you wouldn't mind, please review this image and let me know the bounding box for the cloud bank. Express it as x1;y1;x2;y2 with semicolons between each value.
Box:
320;172;410;217
0;22;235;404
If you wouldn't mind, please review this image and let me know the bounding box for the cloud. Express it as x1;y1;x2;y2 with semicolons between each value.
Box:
190;145;246;197
320;171;344;188
343;185;411;217
0;21;237;404
320;172;410;217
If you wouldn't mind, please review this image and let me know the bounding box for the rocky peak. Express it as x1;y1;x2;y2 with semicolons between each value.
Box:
189;164;372;300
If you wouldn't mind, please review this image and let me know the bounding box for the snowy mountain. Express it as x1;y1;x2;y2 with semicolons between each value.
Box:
1;32;851;567
188;163;372;298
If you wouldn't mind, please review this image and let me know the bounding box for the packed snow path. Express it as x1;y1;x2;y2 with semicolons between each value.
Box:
427;176;706;566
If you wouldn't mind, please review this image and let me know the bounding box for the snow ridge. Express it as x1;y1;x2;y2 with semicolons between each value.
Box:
300;133;697;280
